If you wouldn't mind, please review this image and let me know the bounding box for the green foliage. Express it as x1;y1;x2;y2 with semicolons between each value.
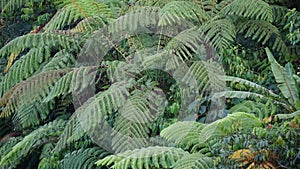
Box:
96;146;189;169
0;0;299;168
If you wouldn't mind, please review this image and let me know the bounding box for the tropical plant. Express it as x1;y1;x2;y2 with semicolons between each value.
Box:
0;0;299;168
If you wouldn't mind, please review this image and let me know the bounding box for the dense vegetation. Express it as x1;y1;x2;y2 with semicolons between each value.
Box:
0;0;299;168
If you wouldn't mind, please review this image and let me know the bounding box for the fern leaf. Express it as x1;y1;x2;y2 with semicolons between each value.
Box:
199;17;236;52
61;147;110;169
0;69;71;118
266;48;299;105
96;146;189;169
172;152;213;169
276;110;300;120
112;88;164;153
158;1;207;26
199;112;261;143
237;20;288;53
0;120;66;168
160;121;205;151
0;33;80;59
221;0;273;22
44;0;113;31
0;47;51;95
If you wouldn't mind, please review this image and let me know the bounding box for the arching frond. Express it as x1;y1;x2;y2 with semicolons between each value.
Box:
237;20;288;53
199;17;236;52
221;0;273;22
61;147;110;169
199;112;261;143
230;100;277;120
158;1;207;26
96;146;189;169
0;69;71;118
0;33;81;60
160;121;205;151
41;50;77;72
0;47;51;95
172;152;213;169
0;120;66;168
112;88;164;153
44;0;113;31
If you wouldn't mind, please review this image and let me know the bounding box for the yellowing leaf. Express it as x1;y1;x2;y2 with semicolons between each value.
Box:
4;53;18;73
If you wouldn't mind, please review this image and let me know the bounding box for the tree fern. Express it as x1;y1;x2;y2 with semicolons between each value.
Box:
96;146;189;169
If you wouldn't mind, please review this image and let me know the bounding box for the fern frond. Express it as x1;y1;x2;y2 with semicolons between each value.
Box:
237;20;288;53
160;121;205;151
230;100;276;120
0;69;71;118
199;112;261;143
266;48;299;106
158;1;207;26
1;0;34;13
44;0;113;31
45;66;98;102
199;17;236;52
96;146;189;169
0;47;51;95
112;88;164;153
13;101;54;129
0;120;66;168
0;33;80;59
41;50;77;72
276;110;300;120
61;147;110;169
221;0;273;22
271;5;288;26
172;152;213;169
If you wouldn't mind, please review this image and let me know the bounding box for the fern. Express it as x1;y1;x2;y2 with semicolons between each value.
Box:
237;20;288;53
0;33;81;60
44;0;113;31
0;120;66;168
160;121;206;152
0;69;71;118
0;47;51;94
199;112;261;143
199;16;236;52
158;1;207;26
96;146;189;169
172;152;213;169
230;100;277;120
221;0;273;22
61;147;110;169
